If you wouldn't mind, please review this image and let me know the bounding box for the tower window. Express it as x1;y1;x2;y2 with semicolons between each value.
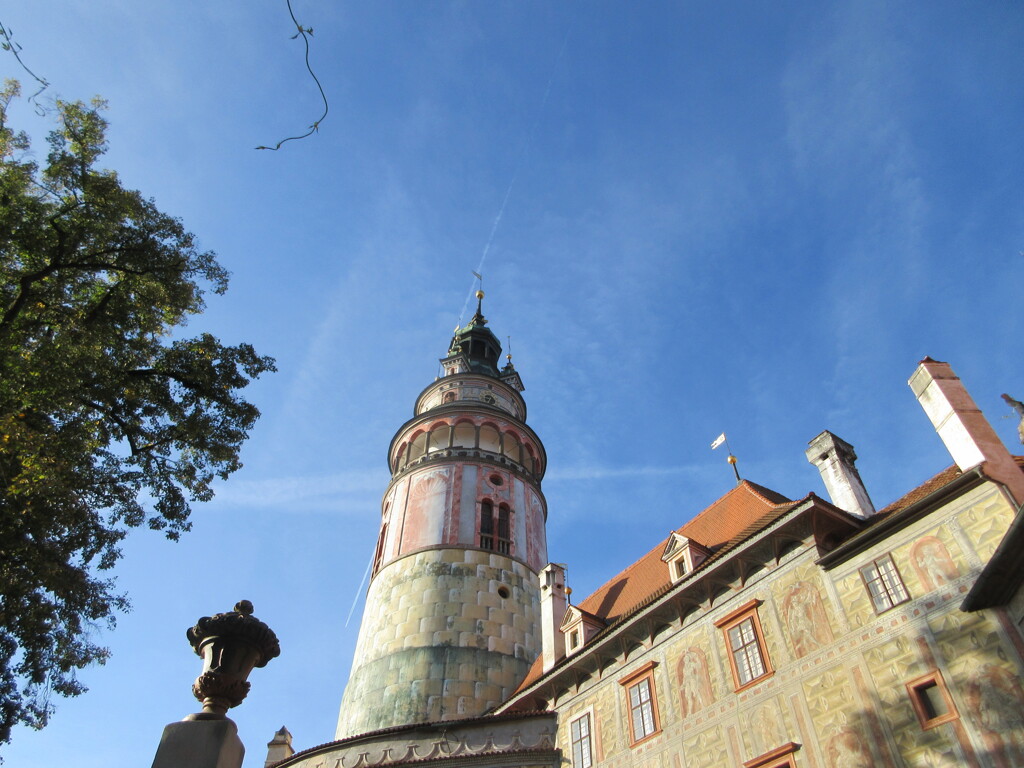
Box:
372;521;389;577
497;504;511;554
480;500;494;550
479;501;512;554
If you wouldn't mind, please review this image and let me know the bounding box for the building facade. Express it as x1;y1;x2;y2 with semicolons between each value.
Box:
273;337;1024;767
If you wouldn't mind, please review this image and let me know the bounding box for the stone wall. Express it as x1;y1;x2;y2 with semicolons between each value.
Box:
337;548;541;739
285;712;559;768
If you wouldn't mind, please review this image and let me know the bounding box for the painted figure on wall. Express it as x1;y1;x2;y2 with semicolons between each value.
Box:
909;536;959;591
964;662;1024;768
404;468;451;549
825;727;872;768
782;581;833;657
750;703;784;757
677;647;713;717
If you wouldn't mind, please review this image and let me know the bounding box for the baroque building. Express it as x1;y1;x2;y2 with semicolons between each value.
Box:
269;304;1024;768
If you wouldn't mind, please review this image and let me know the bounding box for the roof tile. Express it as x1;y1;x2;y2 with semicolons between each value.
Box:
576;480;792;623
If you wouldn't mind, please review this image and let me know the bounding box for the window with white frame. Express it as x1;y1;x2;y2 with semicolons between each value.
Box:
628;677;656;741
728;617;767;686
570;712;593;768
715;599;773;690
860;554;910;612
618;661;660;745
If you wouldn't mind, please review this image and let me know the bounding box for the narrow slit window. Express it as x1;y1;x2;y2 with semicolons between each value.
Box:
479;500;494;550
497;504;511;554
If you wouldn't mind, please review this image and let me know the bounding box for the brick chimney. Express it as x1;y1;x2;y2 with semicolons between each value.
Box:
539;563;568;673
910;358;1024;505
805;431;876;518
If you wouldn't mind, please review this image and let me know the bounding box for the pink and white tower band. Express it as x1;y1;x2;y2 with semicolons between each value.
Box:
336;291;549;738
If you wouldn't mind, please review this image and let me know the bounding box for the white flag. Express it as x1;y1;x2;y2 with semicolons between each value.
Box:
710;433;726;450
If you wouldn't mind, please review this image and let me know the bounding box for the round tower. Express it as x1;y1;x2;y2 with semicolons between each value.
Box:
336;293;548;738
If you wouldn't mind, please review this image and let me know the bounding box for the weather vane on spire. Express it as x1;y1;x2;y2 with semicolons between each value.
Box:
471;270;485;319
711;432;742;485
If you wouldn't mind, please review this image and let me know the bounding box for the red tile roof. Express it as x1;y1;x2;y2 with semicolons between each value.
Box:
576;480;793;624
873;456;1024;521
512;480;795;695
874;464;961;518
511;457;1024;700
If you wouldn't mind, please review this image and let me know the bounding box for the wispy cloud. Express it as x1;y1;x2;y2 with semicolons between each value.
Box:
210;470;387;513
546;464;700;482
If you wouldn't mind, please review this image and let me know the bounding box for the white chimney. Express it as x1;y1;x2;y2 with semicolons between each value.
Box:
806;431;875;518
910;358;1024;505
265;726;294;767
539;563;568;673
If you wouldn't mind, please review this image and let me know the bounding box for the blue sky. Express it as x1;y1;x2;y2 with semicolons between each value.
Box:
2;2;1023;765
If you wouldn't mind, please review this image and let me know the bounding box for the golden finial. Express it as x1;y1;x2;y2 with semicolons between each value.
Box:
476;289;485;300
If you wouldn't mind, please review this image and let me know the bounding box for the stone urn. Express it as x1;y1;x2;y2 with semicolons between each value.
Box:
186;600;280;719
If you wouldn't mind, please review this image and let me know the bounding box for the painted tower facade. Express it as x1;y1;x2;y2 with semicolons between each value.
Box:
336;293;549;738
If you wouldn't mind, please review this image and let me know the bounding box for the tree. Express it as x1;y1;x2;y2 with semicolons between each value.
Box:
0;81;275;745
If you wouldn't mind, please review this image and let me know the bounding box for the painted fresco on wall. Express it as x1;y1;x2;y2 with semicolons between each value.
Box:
526;490;546;571
748;700;786;759
825;727;872;768
963;662;1024;767
677;647;714;717
909;536;960;592
681;725;729;768
403;467;451;550
782;581;833;657
959;489;1016;561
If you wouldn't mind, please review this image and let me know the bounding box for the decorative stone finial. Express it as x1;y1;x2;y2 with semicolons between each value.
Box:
186;601;280;719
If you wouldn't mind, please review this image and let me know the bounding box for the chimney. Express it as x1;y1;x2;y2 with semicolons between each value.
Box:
265;726;294;767
910;358;1024;505
806;431;875;518
539;563;568;673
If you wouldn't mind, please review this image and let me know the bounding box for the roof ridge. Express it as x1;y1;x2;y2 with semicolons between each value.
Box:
576;534;672;611
742;479;793;505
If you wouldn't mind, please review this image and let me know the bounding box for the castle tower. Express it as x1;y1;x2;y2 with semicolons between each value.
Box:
336;292;549;738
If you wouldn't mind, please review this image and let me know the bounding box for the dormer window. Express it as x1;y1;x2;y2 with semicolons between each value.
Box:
561;606;607;656
661;533;711;583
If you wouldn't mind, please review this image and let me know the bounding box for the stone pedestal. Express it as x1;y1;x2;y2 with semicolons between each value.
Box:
151;717;244;768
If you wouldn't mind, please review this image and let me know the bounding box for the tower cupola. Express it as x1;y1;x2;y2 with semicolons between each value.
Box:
442;291;504;377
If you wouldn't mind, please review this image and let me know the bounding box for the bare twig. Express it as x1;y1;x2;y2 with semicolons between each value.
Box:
256;0;329;151
0;21;50;113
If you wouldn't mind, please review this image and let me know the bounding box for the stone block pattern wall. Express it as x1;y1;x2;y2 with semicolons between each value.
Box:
548;482;1024;767
337;548;540;739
